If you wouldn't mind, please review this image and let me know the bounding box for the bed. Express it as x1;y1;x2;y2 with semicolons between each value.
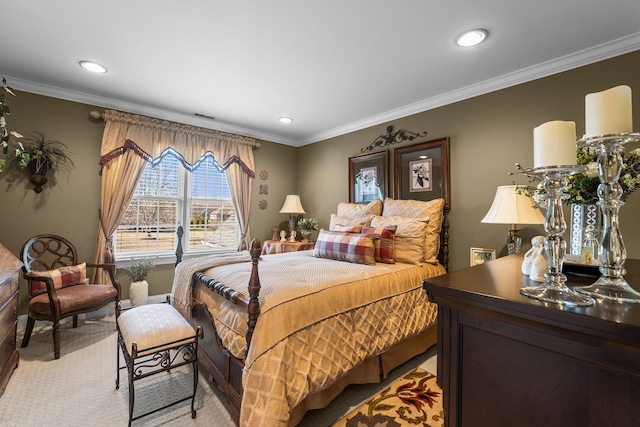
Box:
171;197;449;426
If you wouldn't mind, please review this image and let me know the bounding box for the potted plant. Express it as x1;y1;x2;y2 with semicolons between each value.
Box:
298;217;319;242
1;131;74;193
119;258;155;306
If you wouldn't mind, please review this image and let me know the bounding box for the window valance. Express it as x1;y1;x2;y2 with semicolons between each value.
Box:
99;110;259;176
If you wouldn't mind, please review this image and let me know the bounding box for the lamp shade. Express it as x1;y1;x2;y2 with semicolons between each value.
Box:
481;185;544;225
279;195;306;214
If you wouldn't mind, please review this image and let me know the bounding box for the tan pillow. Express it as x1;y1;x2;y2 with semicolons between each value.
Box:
336;199;383;218
332;224;363;233
382;198;445;263
371;215;428;264
329;214;374;231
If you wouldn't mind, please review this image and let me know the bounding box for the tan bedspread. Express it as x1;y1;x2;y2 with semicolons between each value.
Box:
190;251;444;426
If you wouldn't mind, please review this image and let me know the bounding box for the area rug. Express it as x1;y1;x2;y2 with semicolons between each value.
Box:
332;367;444;427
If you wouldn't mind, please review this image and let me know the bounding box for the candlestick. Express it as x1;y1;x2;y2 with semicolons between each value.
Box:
575;133;640;303
533;121;577;168
585;85;632;137
520;166;595;307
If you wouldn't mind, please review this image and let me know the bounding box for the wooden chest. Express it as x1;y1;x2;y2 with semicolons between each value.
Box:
0;243;22;393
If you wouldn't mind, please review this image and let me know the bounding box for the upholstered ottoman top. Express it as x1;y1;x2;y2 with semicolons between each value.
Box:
118;304;196;357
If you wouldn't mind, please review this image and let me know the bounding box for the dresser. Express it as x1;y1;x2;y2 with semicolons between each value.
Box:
423;254;640;427
0;243;21;393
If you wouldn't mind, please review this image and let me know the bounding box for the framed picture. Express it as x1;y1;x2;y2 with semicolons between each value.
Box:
393;137;450;209
348;151;388;203
470;247;496;266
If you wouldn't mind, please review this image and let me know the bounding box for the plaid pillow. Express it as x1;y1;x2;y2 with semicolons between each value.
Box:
361;225;397;264
313;229;376;265
28;262;87;297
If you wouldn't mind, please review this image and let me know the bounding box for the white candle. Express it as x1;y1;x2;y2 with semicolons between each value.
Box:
585;85;633;137
533;120;577;168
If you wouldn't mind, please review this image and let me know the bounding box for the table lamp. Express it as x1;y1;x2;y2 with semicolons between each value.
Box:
279;195;306;236
481;185;545;254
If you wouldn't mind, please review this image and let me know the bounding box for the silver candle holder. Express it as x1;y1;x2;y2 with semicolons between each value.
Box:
575;132;640;303
520;165;596;307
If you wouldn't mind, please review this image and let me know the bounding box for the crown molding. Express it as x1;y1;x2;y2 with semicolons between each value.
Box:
6;32;640;148
301;32;640;146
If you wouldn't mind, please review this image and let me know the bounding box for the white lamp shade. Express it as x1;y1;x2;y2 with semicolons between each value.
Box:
481;185;545;225
279;195;306;214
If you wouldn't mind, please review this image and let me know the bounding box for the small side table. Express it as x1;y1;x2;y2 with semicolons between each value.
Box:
261;240;314;255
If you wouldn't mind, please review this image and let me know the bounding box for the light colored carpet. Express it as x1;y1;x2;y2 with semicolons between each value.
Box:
0;315;437;427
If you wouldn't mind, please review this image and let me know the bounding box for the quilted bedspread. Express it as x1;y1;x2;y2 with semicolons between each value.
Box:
189;250;444;426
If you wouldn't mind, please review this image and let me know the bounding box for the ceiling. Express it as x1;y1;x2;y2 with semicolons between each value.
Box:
2;1;640;147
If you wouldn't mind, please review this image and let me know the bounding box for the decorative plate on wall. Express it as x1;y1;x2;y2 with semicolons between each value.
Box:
260;170;269;180
259;200;267;210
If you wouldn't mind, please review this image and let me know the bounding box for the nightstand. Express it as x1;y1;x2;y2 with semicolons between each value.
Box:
261;240;314;255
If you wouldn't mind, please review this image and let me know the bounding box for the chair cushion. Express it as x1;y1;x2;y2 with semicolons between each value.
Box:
28;263;87;297
29;284;117;317
118;304;196;357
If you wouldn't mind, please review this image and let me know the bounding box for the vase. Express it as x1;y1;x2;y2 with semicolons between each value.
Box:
129;280;148;306
301;231;313;242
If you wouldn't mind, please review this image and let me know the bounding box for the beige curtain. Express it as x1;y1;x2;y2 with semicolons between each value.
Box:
94;110;258;281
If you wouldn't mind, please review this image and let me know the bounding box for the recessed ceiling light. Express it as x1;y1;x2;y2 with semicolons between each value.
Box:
278;117;293;124
456;29;488;47
79;61;107;73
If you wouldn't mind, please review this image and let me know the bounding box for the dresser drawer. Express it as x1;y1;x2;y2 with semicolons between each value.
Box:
0;320;17;370
0;272;19;309
0;292;18;335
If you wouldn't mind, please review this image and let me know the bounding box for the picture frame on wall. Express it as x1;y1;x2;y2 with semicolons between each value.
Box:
348;151;388;203
470;247;496;266
393;137;450;209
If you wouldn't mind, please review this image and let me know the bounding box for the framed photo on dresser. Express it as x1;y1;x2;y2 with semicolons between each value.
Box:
348;151;388;203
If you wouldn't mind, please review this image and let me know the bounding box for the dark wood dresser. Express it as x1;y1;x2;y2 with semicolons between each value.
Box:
0;243;21;393
423;254;640;427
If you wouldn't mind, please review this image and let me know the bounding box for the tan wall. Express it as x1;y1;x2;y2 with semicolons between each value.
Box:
2;50;640;315
300;50;640;272
0;92;297;314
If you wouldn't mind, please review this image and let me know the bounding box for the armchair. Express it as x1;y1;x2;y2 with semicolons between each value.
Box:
20;234;121;359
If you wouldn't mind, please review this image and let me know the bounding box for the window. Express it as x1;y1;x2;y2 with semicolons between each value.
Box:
115;150;238;260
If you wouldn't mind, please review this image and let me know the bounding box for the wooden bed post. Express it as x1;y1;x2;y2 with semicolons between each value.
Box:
245;238;262;359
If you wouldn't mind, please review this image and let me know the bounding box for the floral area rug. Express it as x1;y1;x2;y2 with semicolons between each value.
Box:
332;367;444;427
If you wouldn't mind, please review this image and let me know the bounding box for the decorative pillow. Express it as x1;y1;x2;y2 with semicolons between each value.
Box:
313;229;376;265
28;262;87;297
382;198;445;264
371;216;428;264
361;225;397;264
332;224;363;233
336;199;383;218
329;214;374;231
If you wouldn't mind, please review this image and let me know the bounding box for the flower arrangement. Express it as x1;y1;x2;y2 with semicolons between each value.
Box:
119;258;155;282
298;217;319;231
512;146;640;206
0;77;29;173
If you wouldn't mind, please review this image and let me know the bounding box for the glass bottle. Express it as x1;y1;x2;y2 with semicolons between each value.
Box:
581;225;599;265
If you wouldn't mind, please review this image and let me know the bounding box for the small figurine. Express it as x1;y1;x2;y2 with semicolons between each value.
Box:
522;236;544;275
528;236;548;283
289;230;297;243
280;230;287;242
272;225;280;241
